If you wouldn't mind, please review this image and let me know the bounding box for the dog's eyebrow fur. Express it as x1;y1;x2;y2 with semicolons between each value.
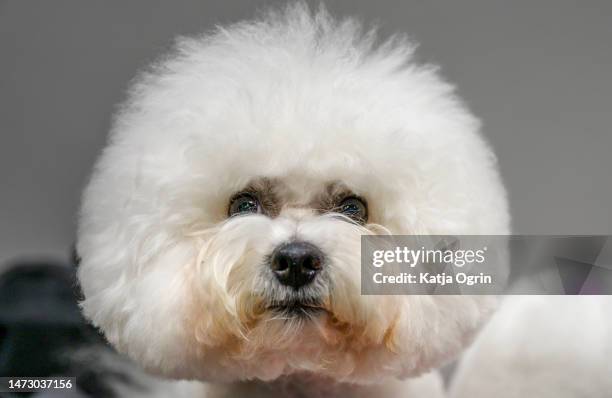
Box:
313;181;358;213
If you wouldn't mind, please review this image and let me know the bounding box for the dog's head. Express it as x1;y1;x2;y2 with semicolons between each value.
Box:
77;4;509;384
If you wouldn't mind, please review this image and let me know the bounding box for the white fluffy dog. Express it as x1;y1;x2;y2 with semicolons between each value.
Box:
76;4;509;397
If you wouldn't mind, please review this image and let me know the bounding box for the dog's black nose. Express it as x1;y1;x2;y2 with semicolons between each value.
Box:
271;241;324;289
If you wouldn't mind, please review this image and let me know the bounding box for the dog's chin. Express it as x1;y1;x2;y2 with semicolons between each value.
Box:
267;299;327;318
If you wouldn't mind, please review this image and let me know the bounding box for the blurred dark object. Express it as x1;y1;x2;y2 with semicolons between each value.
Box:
0;260;123;397
0;261;88;376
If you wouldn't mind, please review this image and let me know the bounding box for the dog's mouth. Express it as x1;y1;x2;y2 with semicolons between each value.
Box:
267;300;325;317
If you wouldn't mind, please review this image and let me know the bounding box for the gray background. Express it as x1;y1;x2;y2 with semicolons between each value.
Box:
1;0;611;265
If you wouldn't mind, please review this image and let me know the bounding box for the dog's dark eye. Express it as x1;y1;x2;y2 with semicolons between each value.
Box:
338;197;367;222
229;193;262;217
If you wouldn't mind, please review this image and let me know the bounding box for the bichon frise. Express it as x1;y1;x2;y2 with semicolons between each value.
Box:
76;4;509;397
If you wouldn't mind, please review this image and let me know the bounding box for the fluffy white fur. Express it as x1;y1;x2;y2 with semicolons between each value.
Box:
450;295;612;398
77;4;509;397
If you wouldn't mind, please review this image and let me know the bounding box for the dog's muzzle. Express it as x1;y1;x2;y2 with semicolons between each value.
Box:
270;241;324;290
